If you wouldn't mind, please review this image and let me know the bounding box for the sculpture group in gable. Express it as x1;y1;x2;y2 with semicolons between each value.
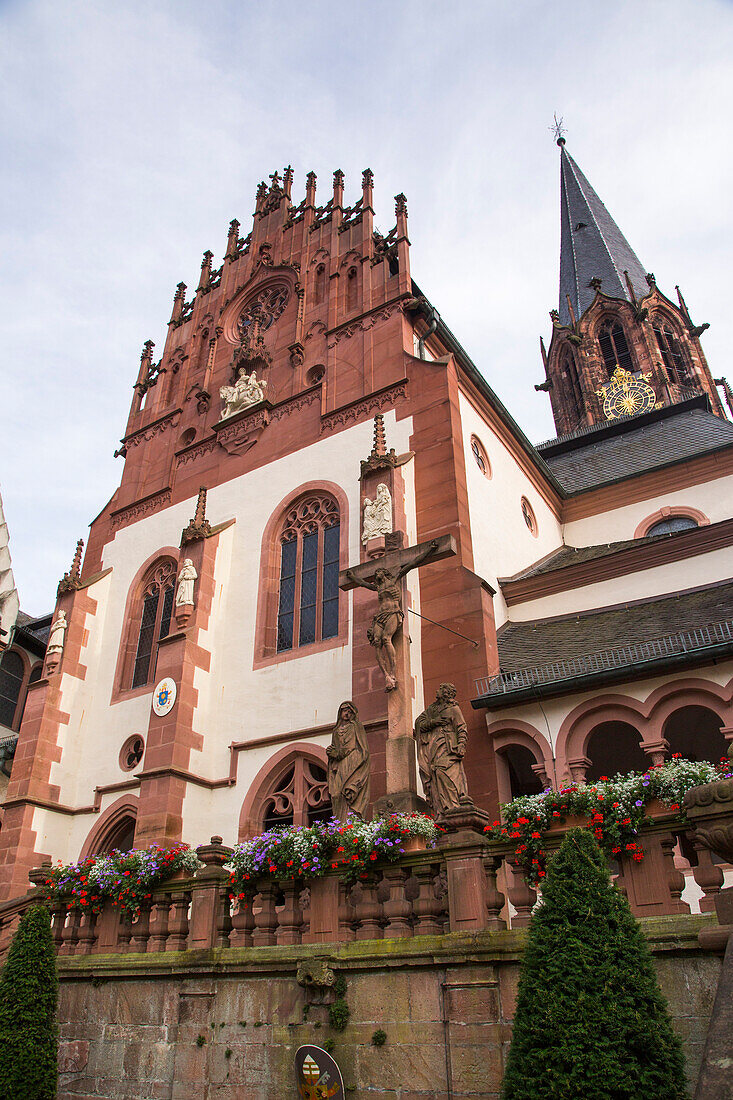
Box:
219;368;268;420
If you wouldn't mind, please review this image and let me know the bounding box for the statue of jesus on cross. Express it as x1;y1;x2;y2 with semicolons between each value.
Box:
345;538;440;692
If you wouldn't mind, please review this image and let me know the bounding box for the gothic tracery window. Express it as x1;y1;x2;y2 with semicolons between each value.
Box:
261;757;332;830
131;560;176;688
276;495;340;653
598;321;633;375
652;321;690;385
0;650;24;730
236;284;290;340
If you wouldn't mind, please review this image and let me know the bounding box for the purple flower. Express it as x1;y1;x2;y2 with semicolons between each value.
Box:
634;800;643;807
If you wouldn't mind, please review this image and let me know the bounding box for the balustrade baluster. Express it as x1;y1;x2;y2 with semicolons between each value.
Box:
129;903;152;953
353;875;382;940
147;895;172;952
166;892;190;951
337;881;356;942
382;867;412;939
507;860;536;928
76;909;97;954
297;887;310;941
660;835;690;913
59;908;81;955
484;855;507;931
411;863;444;936
276;881;302;945
216;889;233;948
229;893;255;948
252;881;278;946
51;905;67;952
690;836;724;913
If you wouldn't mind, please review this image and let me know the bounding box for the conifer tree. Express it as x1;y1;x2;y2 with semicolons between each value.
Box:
0;905;58;1100
501;828;688;1100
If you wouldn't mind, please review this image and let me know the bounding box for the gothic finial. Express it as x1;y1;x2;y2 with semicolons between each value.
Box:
550;113;566;146
645;272;656;287
372;413;387;457
333;169;345;186
225;219;240;261
395;193;408;217
169;283;187;325
360;413;397;477
182;487;212;543
362;168;374;188
141;340;155;365
198;250;213;290
269;170;282;190
284;165;293;184
256;180;267;202
588;276;602;291
57;539;84;596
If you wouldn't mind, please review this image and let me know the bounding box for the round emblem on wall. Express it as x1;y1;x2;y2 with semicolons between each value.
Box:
294;1045;344;1099
152;677;177;717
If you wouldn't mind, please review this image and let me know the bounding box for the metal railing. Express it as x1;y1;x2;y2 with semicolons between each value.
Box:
475;619;733;698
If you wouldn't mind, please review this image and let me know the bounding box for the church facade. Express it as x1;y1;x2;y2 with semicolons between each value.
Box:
1;147;732;907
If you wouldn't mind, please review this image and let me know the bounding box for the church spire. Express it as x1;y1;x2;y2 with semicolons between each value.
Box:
558;140;648;325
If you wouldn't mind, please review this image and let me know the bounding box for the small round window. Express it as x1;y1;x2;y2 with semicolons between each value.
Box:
119;735;145;772
470;436;491;478
521;496;538;536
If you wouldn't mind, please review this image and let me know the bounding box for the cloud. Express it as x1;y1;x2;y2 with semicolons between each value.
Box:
1;0;731;612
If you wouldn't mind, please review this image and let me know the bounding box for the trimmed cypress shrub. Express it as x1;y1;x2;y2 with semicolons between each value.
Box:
501;828;688;1100
0;905;58;1100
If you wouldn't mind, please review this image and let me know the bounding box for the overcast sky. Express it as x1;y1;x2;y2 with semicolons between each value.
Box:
2;0;732;615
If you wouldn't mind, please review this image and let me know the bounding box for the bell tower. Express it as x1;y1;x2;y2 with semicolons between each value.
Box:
538;137;725;436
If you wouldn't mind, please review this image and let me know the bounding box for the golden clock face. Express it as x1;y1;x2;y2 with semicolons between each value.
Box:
596;366;657;421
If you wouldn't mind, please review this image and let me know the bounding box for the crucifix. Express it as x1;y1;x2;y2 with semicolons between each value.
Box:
339;532;457;813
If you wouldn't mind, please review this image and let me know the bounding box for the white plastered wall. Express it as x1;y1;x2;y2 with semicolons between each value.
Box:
563;470;733;546
38;411;416;860
508;545;733;622
457;391;563;629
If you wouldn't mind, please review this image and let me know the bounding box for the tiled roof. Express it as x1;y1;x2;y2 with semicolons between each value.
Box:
504;530;672;582
496;582;733;673
538;405;733;494
558;145;649;325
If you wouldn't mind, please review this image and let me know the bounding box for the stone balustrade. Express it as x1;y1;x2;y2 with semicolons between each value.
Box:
1;805;730;962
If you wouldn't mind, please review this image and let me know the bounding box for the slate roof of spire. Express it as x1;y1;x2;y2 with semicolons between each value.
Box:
558;143;649;325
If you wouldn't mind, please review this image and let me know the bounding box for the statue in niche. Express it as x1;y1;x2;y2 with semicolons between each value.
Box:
46;609;68;670
361;483;393;544
327;701;370;820
175;559;197;607
345;540;437;692
413;683;471;817
219;368;268;420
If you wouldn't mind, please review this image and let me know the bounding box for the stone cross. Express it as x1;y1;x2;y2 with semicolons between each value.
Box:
339;533;456;812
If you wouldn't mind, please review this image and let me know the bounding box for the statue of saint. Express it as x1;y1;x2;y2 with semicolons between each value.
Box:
219;368;268;420
175;559;197;607
413;683;470;817
361;483;392;544
346;540;438;691
45;610;68;670
327;701;370;821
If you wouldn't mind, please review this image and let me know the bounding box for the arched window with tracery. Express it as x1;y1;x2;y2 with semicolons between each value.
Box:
652;321;691;385
262;757;332;830
598;320;633;376
0;650;25;730
131;559;176;688
276;494;340;653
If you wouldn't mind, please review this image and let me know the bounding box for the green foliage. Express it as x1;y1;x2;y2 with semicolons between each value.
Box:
501;829;689;1100
224;1048;232;1059
333;974;347;998
302;1003;310;1021
328;998;350;1032
0;906;58;1100
322;1038;335;1053
196;1035;206;1047
371;1029;387;1047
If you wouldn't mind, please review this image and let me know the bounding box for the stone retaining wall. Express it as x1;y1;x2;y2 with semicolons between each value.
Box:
55;915;720;1099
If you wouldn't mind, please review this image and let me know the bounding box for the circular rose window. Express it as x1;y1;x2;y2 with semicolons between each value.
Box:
470;436;491;478
521;496;538;537
119;735;145;772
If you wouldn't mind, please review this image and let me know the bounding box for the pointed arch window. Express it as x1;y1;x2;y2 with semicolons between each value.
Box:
261;757;332;831
559;349;583;422
598;321;633;375
276;494;340;653
0;650;25;730
652;322;690;385
131;560;176;688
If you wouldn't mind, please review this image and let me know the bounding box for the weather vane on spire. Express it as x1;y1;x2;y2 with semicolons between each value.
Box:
549;113;566;146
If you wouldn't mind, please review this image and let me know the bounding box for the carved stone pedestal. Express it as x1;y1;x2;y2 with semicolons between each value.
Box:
438;800;491;933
